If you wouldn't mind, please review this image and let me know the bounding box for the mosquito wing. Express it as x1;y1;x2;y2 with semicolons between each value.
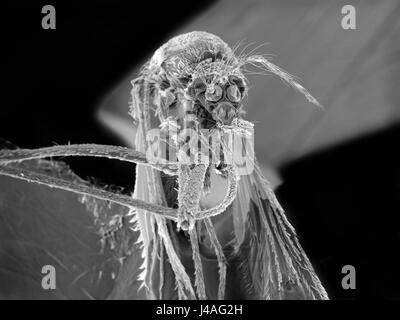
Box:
232;160;329;299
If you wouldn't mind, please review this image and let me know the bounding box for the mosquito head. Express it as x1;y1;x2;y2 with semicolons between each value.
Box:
130;31;322;133
138;31;249;130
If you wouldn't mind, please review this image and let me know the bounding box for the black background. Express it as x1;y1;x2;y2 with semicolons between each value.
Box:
2;1;400;299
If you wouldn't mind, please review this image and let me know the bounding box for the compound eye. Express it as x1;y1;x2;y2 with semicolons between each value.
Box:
226;85;241;103
205;85;222;102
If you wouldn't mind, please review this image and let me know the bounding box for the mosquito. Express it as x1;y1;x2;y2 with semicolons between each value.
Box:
0;31;328;300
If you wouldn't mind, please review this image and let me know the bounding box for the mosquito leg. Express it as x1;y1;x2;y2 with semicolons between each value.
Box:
0;163;178;219
188;225;207;300
0;144;177;175
158;235;165;299
198;165;238;219
157;219;196;299
204;218;227;300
